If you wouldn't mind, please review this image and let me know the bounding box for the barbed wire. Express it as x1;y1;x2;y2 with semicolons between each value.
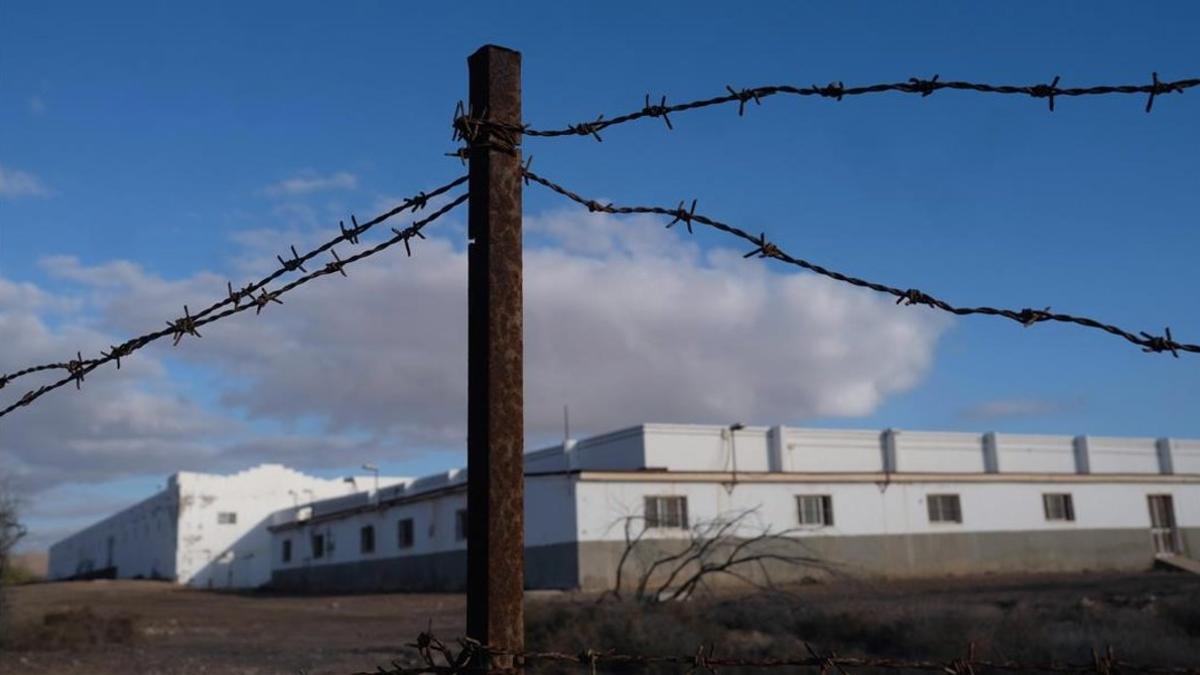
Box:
0;178;469;421
356;630;1200;674
522;168;1196;358
451;73;1198;144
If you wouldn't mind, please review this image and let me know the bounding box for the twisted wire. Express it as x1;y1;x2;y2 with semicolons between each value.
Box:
523;168;1195;357
0;182;468;421
452;73;1198;143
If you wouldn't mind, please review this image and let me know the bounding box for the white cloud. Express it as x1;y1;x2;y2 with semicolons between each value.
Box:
2;206;948;544
0;163;50;198
262;171;358;198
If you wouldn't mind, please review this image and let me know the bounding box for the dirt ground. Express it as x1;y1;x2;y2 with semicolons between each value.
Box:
0;580;466;674
3;571;1200;674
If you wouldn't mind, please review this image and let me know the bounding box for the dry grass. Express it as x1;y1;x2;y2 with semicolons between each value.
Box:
526;572;1200;671
4;607;137;650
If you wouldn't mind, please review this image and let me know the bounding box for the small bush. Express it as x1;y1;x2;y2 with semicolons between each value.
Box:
526;578;1200;671
6;607;138;650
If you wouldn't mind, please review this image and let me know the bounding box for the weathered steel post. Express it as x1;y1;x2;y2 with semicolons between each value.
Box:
466;44;524;665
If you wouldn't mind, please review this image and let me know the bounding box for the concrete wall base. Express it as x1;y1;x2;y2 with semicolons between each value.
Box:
576;527;1197;592
270;541;578;593
271;528;1197;593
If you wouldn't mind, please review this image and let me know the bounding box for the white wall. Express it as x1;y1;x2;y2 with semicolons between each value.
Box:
783;428;883;473
49;488;177;581
1086;436;1162;474
572;426;647;471
994;434;1077;473
642;424;771;473
49;463;367;588
271;474;578;572
893;431;986;473
1174;439;1200;475
573;477;1199;542
558;426;1196;477
176;464;363;588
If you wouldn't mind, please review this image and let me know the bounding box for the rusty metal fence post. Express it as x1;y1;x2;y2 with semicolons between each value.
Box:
466;44;524;667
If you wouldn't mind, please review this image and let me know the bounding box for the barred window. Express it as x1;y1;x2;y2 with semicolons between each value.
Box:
312;533;325;559
796;495;834;527
927;494;962;524
217;512;237;525
360;525;376;554
455;509;468;541
1043;493;1075;521
398;518;415;548
644;496;688;529
281;539;292;563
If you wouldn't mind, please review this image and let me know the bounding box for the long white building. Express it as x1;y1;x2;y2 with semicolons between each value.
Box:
51;424;1200;592
47;464;406;588
267;424;1200;592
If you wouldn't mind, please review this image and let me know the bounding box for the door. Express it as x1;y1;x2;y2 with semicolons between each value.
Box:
1148;494;1181;556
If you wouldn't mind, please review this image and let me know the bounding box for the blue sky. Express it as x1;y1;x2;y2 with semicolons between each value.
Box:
2;2;1198;549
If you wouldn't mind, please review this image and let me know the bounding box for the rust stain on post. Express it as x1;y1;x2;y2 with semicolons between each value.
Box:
466;44;524;662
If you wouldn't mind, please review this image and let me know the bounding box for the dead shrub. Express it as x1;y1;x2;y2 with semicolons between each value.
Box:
6;607;138;650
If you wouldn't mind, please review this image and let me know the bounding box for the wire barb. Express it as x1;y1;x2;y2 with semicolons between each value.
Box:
813;81;846;101
324;249;348;277
167;305;202;346
1140;327;1180;358
908;74;941;97
1030;75;1061;111
667;199;699;233
1018;306;1053;327
101;341;136;370
726;86;763;116
1146;72;1183;113
276;244;308;273
66;352;87;390
252;289;283;315
643;94;673;129
569;115;606;142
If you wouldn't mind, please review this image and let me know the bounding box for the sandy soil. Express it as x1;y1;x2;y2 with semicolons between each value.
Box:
1;580;466;674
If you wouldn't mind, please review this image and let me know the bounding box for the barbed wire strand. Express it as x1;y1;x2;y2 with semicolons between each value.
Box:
0;183;469;421
522;168;1195;358
355;631;1200;675
452;73;1198;144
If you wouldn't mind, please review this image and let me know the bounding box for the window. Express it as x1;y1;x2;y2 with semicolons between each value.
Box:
1043;493;1075;521
455;509;469;541
360;525;376;554
312;533;325;559
644;496;689;529
797;495;834;527
281;539;292;563
398;518;415;549
217;512;237;525
927;494;962;524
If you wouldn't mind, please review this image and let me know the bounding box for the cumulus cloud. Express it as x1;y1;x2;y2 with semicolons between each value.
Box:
0;163;50;198
2;206;949;550
262;171;358;198
9;204;944;465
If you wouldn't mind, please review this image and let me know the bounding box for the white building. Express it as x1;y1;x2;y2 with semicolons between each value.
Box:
47;464;406;588
267;424;1200;593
